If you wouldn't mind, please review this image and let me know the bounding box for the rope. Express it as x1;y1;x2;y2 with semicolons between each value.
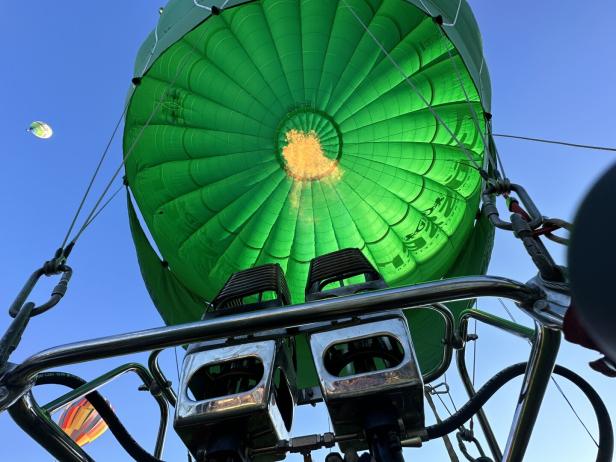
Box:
493;133;616;153
539;218;572;246
341;0;486;176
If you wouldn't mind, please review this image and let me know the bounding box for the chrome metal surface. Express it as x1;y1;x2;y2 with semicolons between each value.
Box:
502;322;561;462
8;391;92;462
43;363;147;412
459;309;534;341
422;303;457;383
455;309;534;461
3;276;538;394
424;389;459;461
149;349;177;407
0;302;34;370
41;362;169;459
250;432;356;457
310;316;422;399
456;328;502;461
525;274;571;328
310;316;424;450
175;340;296;460
176;342;278;425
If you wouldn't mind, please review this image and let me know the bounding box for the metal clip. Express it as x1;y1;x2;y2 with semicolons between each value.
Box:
482;182;543;230
8;247;73;319
426;382;450;395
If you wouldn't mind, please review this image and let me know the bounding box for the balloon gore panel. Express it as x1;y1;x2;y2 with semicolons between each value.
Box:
124;0;491;309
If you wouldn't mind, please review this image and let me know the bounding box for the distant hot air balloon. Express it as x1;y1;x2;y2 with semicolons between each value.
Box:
28;121;53;139
58;397;109;447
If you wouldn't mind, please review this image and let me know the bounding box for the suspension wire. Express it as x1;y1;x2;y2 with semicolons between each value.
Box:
444;373;459;413
553;374;600;447
57;1;206;254
496;298;599;447
59;105;130;250
434;26;503;180
174;347;181;385
67;51;193;247
493;133;616;153
341;0;486;176
497;298;517;324
470;319;477;432
425;390;461;462
435;391;454;417
178;344;189;462
79;184;124;232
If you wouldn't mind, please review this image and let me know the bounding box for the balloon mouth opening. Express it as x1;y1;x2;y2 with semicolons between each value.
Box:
276;107;343;182
282;129;341;181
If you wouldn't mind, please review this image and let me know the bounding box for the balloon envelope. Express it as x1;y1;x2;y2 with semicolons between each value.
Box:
28;121;53;139
123;0;496;382
58;397;109;447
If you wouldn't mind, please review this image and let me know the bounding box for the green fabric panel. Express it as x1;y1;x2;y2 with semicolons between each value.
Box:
127;192;206;325
402;212;494;378
131;1;491;112
124;0;496;382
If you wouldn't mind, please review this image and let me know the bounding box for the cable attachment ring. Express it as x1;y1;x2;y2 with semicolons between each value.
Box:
426;382;450;395
8;248;73;319
482;181;543;230
456;428;491;462
540;218;572;246
482;181;566;281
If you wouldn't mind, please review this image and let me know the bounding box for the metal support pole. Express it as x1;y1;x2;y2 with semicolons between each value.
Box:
456;344;502;461
455;309;536;461
456;310;516;462
42;363;169;459
8;391;92;462
422;303;457;383
0;302;35;371
425;390;460;462
502;323;561;461
455;309;536;462
2;276;538;393
149;349;177;407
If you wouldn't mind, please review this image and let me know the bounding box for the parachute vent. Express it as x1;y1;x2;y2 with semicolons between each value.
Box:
306;248;387;301
212;263;291;313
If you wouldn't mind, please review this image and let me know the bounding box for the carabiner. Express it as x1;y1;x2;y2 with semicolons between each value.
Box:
8;262;72;319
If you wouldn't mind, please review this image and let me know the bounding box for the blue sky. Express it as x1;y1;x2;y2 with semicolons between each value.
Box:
0;1;615;461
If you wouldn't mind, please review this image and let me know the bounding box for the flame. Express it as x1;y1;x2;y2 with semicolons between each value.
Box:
282;129;340;181
282;129;343;212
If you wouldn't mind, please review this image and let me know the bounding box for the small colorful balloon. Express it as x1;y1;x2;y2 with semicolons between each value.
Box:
58;397;109;447
28;121;53;139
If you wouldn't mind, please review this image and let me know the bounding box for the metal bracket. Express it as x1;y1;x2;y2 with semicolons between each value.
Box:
524;272;571;328
0;362;36;413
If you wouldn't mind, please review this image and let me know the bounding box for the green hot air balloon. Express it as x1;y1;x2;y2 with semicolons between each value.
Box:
124;0;495;385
